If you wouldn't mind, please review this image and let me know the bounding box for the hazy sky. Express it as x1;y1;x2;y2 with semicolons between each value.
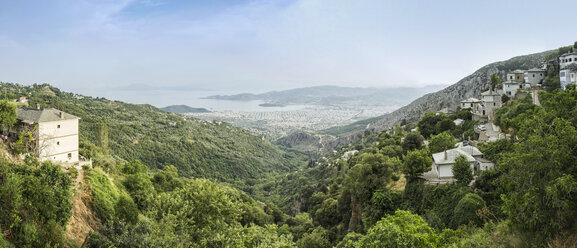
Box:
0;0;575;97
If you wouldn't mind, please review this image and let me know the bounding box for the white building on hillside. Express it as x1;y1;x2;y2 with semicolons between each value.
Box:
560;52;577;89
431;146;493;179
10;108;80;164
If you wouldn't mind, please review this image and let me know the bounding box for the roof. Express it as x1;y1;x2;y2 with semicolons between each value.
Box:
561;63;577;71
432;146;482;165
481;90;500;96
460;98;481;103
511;69;525;74
560;52;577;58
525;67;545;72
17;108;80;124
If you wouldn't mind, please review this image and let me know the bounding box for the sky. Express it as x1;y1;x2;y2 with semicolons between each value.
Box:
0;0;575;103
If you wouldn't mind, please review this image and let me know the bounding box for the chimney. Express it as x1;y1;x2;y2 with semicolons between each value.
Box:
444;150;447;160
60;112;64;119
36;103;40;110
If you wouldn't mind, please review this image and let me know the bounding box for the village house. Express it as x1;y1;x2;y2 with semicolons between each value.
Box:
460;98;481;110
524;68;546;87
560;52;577;89
503;70;526;97
9;108;80;164
431;145;494;179
478;89;502;122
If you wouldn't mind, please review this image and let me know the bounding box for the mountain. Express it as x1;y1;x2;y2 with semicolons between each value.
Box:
161;104;211;114
205;85;446;107
0;82;307;181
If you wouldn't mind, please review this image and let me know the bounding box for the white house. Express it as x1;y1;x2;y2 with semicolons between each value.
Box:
432;146;489;179
560;64;577;89
559;52;577;69
11;108;80;164
524;68;546;87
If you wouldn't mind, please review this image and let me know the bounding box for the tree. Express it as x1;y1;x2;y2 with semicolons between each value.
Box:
96;122;109;153
343;153;393;231
452;193;486;227
452;154;473;186
402;149;432;182
490;73;500;91
501;94;510;104
355;210;439;248
296;227;330;248
402;132;424;152
428;131;456;153
0;100;17;131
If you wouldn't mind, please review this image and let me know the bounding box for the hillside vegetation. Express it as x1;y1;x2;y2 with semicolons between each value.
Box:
0;82;307;181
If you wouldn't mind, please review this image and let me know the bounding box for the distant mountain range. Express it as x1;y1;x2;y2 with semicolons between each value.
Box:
161;105;211;114
204;85;447;107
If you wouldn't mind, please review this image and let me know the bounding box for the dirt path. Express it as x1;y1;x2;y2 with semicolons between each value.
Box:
65;167;101;247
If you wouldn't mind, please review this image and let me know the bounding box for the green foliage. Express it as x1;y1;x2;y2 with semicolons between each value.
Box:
123;173;154;210
402;149;432;182
453;193;486;227
364;190;403;227
428;131;455;153
490;73;500;91
115;195;139;224
314;198;340;227
417;112;455;138
452;155;473;186
0;159;71;247
494;95;538;131
0;100;17;129
343;153;393;204
501;94;510;104
86;168;120;222
355;210;439;248
401;132;424;152
296;226;331;248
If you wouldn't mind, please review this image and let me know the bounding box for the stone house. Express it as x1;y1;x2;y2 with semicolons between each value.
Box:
9;108;80;164
524;68;546;87
478;89;502;122
460;98;481;110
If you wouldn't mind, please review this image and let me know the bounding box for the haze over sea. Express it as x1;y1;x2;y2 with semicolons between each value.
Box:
84;88;307;112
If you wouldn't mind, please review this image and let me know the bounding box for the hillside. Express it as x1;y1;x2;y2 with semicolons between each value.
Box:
205;85;445;107
161;104;211;114
0;82;307;180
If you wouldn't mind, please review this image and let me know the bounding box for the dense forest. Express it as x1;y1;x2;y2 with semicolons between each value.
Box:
1;44;577;247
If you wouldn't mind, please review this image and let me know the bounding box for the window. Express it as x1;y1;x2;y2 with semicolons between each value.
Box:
533;74;535;78
57;125;61;128
519;85;522;89
517;76;520;80
510;76;513;79
68;153;72;159
57;141;60;145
